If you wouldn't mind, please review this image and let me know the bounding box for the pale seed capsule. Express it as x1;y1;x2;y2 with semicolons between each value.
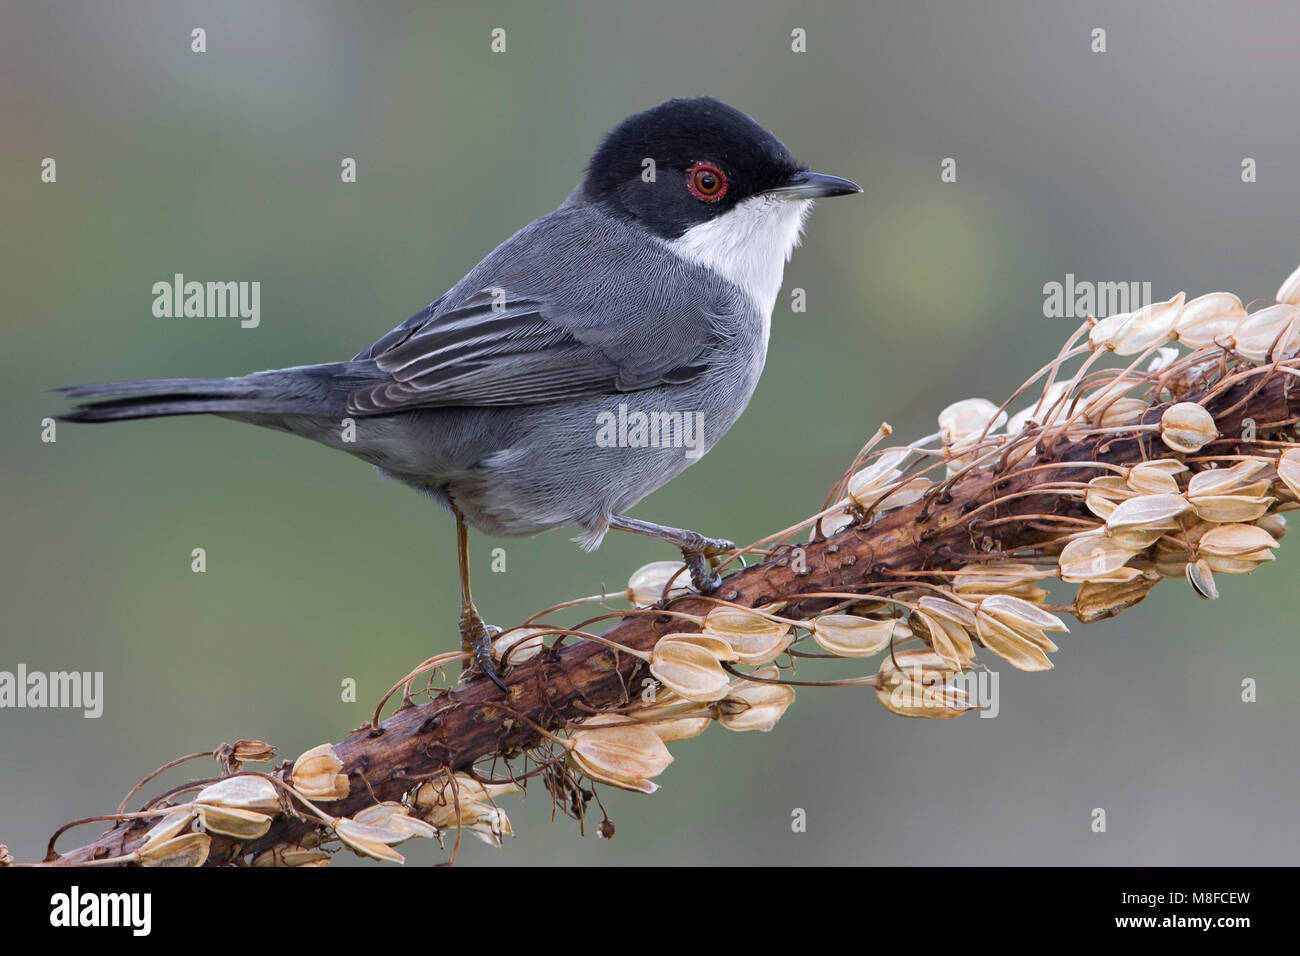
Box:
912;607;976;664
333;818;408;864
1256;513;1287;540
291;743;349;801
1276;448;1300;499
138;832;210;868
1277;262;1300;306
465;808;514;847
1186;459;1269;497
810;614;901;657
1105;494;1193;533
1202;551;1275;574
1146;346;1180;374
1160;402;1217;454
1073;576;1157;622
1197;523;1279;558
876;649;970;719
645;713;712;742
1173;292;1247;348
1059;532;1141;583
716;667;795;732
655;633;738;662
1081;394;1150;428
1089;310;1134;351
846;449;910;505
1007;382;1072;434
978;594;1069;637
492;627;548;665
974;614;1054;671
627;561;692;606
1113;292;1184;355
1186;559;1219;600
1126;460;1186;496
703;606;791;665
1187;494;1275;523
877;477;933;511
251;844;331;867
412;774;518;821
1230;304;1300;362
194;805;273;840
817;507;855;538
1085;475;1137;520
567;723;674;794
938;398;1007;450
194;775;281;814
353;802;438;840
139;808;198;851
649;638;731;702
952;562;1050;601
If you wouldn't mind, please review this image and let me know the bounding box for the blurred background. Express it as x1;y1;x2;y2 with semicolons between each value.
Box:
2;0;1297;866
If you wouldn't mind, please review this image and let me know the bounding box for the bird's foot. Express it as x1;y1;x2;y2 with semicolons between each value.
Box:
460;608;508;692
679;532;736;594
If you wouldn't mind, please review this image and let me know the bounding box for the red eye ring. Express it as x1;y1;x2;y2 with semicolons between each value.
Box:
686;162;728;202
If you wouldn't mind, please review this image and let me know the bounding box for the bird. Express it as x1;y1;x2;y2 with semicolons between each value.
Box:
57;96;862;691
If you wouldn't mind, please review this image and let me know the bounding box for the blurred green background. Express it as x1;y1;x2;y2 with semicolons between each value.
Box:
2;0;1298;866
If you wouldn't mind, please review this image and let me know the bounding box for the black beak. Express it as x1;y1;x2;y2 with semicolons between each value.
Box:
764;170;863;200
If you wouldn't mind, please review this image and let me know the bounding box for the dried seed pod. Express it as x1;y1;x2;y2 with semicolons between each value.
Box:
1084;475;1137;520
139;808;198;851
810;506;856;540
567;723;674;794
412;774;519;822
1059;532;1141;583
1197;523;1280;558
716;667;795;732
251;843;331;867
1256;512;1287;540
877;476;933;510
465;807;514;847
353;802;438;840
645;712;712;742
1160;402;1217;454
846;449;910;506
952;562;1050;602
1185;559;1219;600
291;743;350;801
1105;494;1192;533
492;627;548;665
1006;382;1072;433
333;818;409;864
1126;460;1186;495
939;398;1007;449
978;594;1069;637
974;613;1054;671
1173;291;1246;347
194;775;280;814
626;561;692;606
1113;292;1184;355
195;805;273;840
1073;576;1157;622
138;831;210;868
1089;310;1133;351
702;606;792;665
1230;304;1300;362
1186;459;1269;497
1276;448;1300;500
809;614;901;657
649;638;731;702
1146;346;1180;373
1187;494;1275;523
876;649;971;719
1277;262;1300;305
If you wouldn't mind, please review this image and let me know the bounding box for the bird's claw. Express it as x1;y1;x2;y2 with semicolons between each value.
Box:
460;613;508;692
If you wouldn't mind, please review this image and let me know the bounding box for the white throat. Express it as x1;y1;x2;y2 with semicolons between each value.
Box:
666;195;813;318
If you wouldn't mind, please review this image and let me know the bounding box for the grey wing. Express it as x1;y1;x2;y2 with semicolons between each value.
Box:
347;286;726;414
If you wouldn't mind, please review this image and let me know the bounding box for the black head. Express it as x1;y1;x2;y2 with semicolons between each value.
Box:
582;97;860;240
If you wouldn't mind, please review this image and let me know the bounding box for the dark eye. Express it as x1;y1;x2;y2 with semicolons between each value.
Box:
686;162;727;202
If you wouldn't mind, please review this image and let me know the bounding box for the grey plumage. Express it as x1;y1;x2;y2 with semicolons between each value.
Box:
58;97;860;561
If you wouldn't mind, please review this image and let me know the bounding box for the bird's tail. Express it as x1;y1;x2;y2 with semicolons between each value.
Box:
55;362;372;423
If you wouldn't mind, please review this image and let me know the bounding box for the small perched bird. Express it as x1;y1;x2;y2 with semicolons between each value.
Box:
58;96;861;690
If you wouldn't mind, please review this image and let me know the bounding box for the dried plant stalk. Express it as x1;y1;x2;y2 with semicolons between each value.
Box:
19;264;1300;867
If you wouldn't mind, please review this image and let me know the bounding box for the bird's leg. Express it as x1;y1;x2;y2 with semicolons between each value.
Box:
608;515;735;593
453;505;508;692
